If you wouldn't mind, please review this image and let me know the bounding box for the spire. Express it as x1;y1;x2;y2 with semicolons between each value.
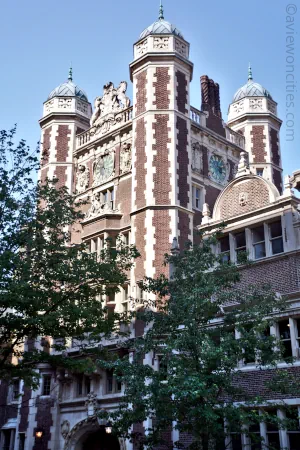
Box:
159;0;164;20
248;63;253;81
68;65;73;82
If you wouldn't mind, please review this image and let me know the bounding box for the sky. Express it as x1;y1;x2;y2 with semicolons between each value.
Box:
0;0;299;177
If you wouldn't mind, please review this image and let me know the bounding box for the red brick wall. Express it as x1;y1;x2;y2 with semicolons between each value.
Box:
233;366;300;400
176;71;188;115
0;381;17;429
205;185;221;213
19;387;31;432
238;253;300;294
54;166;67;190
41;127;51;166
178;210;191;250
206;112;226;137
251;125;267;163
135;71;147;116
40;167;49;186
134;212;146;281
153;115;171;204
133;423;145;450
176;117;189;208
153;67;170;110
117;177;132;227
55;125;71;162
32;397;54;450
270;128;280;166
135;118;147;210
273;168;283;194
153;210;171;277
201;145;209;177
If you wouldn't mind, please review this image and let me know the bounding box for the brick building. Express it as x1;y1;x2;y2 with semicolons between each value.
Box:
1;4;300;450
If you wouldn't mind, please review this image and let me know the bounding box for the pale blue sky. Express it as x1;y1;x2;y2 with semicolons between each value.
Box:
0;0;298;176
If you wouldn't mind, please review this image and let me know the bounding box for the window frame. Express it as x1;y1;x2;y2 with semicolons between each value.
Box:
42;374;52;396
192;185;203;211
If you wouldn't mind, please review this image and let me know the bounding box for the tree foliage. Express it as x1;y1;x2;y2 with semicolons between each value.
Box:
0;128;138;388
101;235;297;450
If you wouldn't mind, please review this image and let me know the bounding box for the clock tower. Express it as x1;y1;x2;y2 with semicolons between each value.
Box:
130;3;194;285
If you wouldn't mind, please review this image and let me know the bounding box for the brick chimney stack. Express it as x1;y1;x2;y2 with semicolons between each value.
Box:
200;75;222;118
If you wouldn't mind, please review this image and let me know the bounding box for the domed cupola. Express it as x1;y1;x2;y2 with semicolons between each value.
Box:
42;68;92;120
139;1;184;40
47;68;88;102
233;64;272;102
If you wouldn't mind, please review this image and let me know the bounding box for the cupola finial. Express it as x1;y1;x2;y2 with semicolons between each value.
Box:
159;0;164;20
248;62;253;81
68;65;73;82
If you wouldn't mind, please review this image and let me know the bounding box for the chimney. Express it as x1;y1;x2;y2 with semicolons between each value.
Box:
200;76;222;119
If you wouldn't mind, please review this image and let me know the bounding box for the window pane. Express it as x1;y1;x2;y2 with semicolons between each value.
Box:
42;376;51;396
231;434;243;450
279;320;290;340
256;169;264;176
267;433;280;449
220;236;230;252
289;433;300;450
252;226;265;243
270;221;282;238
254;242;266;259
235;232;246;248
271;237;283;255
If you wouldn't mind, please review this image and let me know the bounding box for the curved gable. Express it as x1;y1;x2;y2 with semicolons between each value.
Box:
213;175;279;220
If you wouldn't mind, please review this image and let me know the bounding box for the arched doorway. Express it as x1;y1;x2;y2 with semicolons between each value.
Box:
82;429;120;450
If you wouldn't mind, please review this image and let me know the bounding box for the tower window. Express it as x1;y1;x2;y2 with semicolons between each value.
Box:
256;168;264;176
192;186;203;210
42;375;51;396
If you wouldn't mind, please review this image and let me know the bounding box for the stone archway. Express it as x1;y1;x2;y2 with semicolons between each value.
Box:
82;429;120;450
63;416;126;450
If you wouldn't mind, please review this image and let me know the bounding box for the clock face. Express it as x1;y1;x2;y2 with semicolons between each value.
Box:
209;155;227;183
93;154;114;185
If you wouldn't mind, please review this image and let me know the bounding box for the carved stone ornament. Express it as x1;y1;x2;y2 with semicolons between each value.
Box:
120;143;132;174
153;36;169;49
90;81;131;129
77;100;88;114
76;164;90;193
191;142;203;174
233;100;244;114
267;100;276;114
93;152;115;186
58;98;72;109
175;39;187;56
85;392;98;416
249;98;263;110
239;192;249;207
137;39;147;56
45;100;54;113
61;420;70;440
85;192;118;220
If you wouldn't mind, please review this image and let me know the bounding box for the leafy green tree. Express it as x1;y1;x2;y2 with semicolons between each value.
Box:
0;128;137;388
101;234;297;450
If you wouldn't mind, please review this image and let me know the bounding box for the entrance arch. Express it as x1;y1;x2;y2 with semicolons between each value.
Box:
64;416;125;450
82;429;120;450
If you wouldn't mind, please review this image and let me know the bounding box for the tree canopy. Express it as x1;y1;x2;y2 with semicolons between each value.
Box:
100;235;297;450
0;127;137;388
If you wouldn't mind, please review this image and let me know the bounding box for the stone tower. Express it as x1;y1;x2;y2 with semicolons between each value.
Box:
227;65;283;193
39;68;92;192
130;3;194;285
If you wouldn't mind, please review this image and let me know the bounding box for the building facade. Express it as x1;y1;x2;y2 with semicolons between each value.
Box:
1;5;300;450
